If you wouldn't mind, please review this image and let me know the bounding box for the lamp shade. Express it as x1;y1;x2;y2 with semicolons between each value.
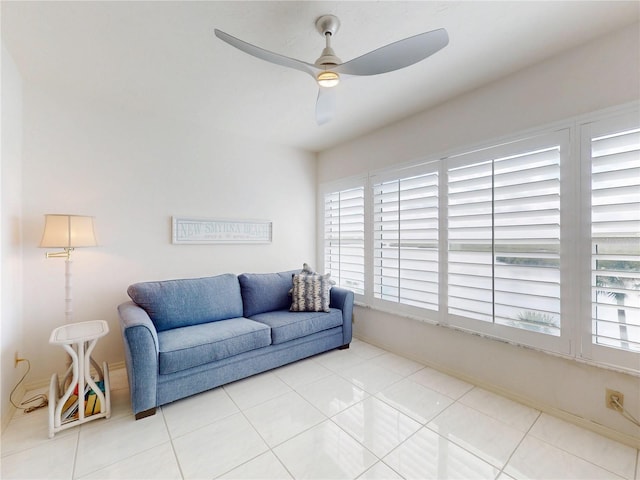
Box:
39;214;98;248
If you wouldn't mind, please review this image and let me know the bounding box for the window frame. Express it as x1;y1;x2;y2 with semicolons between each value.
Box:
318;176;367;301
370;161;441;319
578;111;640;373
442;129;572;355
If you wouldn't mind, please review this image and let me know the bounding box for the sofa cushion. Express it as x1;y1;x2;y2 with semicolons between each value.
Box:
250;308;343;344
127;274;244;332
238;270;299;317
157;317;271;374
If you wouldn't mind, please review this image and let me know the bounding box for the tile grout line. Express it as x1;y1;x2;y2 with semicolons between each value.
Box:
70;430;80;480
160;407;186;480
496;409;543;479
217;382;292;479
227;369;381;479
421;387;508;476
524;416;635;480
349;382;477;478
227;392;331;479
72;413;177;480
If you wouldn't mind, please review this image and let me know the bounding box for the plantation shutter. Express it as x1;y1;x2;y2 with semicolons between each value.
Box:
372;171;439;311
447;160;494;322
447;136;562;336
493;147;561;335
323;186;365;295
591;127;640;352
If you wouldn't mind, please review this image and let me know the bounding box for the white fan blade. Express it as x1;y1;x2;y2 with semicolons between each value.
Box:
316;87;336;125
215;29;320;78
335;28;449;76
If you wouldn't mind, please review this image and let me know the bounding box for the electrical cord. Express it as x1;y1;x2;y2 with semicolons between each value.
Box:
10;359;48;413
611;397;640;428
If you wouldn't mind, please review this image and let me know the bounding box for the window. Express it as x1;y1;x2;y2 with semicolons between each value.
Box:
319;105;639;372
447;139;562;337
323;184;365;295
445;132;567;352
372;167;439;312
589;123;640;354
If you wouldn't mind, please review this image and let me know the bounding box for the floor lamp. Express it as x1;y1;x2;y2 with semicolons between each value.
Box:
39;214;98;324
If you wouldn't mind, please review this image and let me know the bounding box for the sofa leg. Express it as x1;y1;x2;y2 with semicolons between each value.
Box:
338;344;350;350
135;407;156;420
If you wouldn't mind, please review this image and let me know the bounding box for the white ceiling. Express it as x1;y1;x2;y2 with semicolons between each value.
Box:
2;1;639;152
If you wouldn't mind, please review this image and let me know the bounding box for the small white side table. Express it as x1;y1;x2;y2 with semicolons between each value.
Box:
48;320;111;438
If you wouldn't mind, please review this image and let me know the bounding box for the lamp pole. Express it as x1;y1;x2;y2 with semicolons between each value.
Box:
64;249;74;324
45;247;76;323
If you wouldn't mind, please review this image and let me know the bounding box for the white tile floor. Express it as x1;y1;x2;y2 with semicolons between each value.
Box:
2;339;639;479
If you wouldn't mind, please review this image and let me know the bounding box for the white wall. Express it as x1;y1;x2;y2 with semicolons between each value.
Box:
1;44;24;430
318;23;640;444
319;23;640;182
19;82;317;383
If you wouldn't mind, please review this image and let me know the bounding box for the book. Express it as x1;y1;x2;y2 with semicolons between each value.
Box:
62;394;79;420
60;379;106;421
84;393;97;416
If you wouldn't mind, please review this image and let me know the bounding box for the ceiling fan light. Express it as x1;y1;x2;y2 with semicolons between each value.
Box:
317;71;340;88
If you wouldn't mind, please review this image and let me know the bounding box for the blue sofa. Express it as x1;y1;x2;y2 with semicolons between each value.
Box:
117;270;354;419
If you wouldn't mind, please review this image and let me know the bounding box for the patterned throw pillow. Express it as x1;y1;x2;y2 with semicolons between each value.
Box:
290;265;333;313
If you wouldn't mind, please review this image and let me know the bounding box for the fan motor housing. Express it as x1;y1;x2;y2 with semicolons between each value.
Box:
316;48;341;67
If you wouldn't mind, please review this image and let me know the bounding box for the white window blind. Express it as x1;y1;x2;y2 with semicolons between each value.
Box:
591;127;640;353
323;186;365;295
448;139;562;336
448;159;493;322
372;171;439;311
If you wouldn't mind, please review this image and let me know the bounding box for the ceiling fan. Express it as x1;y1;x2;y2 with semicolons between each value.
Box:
214;15;449;125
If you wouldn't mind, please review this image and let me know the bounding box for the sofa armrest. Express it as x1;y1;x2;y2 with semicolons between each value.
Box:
330;287;354;346
117;301;160;416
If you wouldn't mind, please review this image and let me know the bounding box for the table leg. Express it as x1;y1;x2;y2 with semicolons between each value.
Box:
85;338;106;416
54;344;79;427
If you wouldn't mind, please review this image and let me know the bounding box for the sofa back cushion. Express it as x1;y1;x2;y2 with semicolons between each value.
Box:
238;270;299;317
127;274;244;332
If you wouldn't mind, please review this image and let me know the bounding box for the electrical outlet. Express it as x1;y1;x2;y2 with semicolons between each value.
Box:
14;352;26;368
606;389;624;411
